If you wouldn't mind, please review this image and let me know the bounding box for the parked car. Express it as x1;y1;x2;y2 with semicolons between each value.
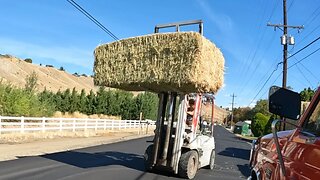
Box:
249;86;320;180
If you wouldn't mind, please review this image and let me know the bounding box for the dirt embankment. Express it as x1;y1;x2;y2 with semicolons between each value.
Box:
0;54;98;93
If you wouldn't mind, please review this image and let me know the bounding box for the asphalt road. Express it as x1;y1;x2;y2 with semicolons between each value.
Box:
0;126;251;180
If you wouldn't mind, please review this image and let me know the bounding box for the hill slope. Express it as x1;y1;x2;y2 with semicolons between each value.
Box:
0;54;98;93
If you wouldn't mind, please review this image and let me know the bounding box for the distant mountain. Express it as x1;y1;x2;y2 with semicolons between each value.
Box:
0;54;98;93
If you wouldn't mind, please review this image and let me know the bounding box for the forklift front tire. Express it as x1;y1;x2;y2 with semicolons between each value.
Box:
206;149;215;170
178;150;199;179
144;145;154;172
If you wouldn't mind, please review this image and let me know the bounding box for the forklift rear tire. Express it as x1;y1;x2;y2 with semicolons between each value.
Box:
178;150;199;179
144;145;154;172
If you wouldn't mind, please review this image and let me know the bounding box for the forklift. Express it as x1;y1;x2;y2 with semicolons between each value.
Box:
144;20;216;179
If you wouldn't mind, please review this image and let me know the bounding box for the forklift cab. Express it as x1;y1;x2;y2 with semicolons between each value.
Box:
144;92;216;179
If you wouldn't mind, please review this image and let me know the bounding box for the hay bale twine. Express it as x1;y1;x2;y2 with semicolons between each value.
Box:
94;32;224;93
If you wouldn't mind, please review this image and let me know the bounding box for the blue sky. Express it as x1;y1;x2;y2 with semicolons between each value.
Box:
0;0;319;108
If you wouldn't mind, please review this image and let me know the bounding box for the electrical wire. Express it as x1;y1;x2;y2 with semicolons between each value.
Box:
238;0;279;95
288;46;320;69
296;24;320;46
247;62;282;107
296;57;319;82
295;64;314;88
257;72;281;101
248;35;320;106
287;0;296;12
287;35;320;60
66;0;119;41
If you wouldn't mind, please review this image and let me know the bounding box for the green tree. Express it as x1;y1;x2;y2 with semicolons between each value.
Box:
54;90;63;112
300;87;315;101
86;90;96;114
61;88;71;112
233;107;253;123
59;66;65;71
252;99;271;116
25;71;38;92
24;58;32;63
252;113;270;137
118;91;135;120
78;89;87;113
69;88;79;113
0;81;54;117
135;92;158;120
96;87;109;114
263;114;277;135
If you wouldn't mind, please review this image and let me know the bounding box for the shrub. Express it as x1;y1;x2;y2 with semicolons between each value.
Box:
24;58;32;63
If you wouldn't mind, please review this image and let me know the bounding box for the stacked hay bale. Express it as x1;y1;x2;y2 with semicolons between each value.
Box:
94;32;224;94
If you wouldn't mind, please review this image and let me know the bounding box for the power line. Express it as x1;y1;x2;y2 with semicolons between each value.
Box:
257;72;281;100
296;57;319;82
287;0;296;12
295;64;314;88
287;35;320;60
291;4;320;38
296;24;320;46
238;1;279;95
66;0;119;41
288;46;320;69
247;62;282;107
248;35;320;107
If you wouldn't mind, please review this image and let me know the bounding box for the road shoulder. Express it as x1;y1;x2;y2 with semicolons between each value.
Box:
0;132;153;162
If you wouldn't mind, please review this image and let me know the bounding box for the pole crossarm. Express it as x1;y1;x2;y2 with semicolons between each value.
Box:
267;23;304;32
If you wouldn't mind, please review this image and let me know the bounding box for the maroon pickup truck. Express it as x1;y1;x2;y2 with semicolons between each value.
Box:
249;86;320;180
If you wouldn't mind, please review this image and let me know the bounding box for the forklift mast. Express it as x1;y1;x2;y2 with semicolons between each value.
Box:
147;20;215;176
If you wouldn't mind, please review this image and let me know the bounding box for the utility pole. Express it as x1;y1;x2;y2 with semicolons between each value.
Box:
230;93;236;129
267;0;303;130
267;0;303;88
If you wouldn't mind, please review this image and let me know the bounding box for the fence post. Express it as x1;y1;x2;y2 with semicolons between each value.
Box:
111;120;114;130
21;116;25;133
95;120;98;131
104;120;106;130
85;119;88;131
59;118;62;132
146;121;149;134
118;121;121;130
42;117;46;133
73;119;76;132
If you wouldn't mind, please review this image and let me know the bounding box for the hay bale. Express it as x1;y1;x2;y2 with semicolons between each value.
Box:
94;32;224;93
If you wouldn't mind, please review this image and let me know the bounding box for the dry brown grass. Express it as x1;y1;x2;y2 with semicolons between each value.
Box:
0;55;99;93
52;111;121;120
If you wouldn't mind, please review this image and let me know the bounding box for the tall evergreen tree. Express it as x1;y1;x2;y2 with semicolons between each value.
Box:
69;88;79;113
79;89;87;113
86;90;96;114
96;87;109;114
54;90;63;112
61;88;71;112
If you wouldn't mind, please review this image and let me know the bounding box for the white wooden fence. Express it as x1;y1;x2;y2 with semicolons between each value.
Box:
0;116;155;134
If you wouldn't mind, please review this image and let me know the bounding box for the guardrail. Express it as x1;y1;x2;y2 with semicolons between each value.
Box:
0;116;155;134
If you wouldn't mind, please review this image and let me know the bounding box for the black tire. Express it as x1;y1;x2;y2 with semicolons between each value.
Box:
178;150;199;179
144;145;154;172
206;149;215;170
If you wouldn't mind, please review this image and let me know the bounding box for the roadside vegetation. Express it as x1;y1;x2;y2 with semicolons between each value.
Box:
0;72;158;120
230;88;315;137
